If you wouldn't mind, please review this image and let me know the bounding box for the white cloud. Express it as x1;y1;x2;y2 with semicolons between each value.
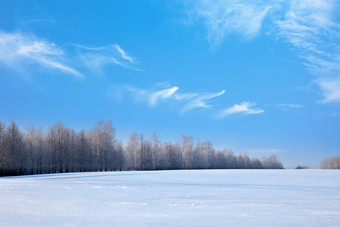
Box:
77;44;140;73
183;0;340;104
111;84;266;118
149;87;179;106
185;0;274;49
276;0;340;103
0;30;83;78
219;102;264;118
111;85;147;103
109;85;179;107
317;77;340;103
110;83;226;113
180;90;225;113
114;44;135;63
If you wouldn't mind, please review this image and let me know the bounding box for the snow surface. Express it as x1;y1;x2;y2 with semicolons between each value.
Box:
1;170;340;226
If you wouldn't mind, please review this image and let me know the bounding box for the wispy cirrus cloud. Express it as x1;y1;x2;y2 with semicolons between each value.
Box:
110;83;264;118
183;0;340;104
276;0;340;103
185;0;275;49
108;83;226;114
316;77;340;103
77;44;140;73
179;90;226;113
113;44;135;63
150;87;179;106
0;30;83;78
109;84;179;107
218;102;264;118
0;30;141;80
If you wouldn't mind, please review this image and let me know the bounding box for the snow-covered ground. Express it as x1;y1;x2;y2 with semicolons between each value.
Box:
1;170;339;226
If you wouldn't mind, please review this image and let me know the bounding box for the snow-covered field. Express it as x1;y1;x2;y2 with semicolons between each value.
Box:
1;170;340;226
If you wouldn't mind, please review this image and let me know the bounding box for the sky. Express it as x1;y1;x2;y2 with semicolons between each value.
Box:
1;0;340;168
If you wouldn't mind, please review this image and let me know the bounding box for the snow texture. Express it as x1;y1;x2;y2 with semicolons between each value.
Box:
1;170;340;226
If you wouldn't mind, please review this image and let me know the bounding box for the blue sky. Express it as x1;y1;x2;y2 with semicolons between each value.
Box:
1;0;340;168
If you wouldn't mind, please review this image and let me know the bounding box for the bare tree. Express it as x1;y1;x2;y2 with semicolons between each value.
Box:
194;139;209;169
47;122;69;173
142;140;153;170
0;120;286;176
0;122;9;175
180;135;193;169
249;158;264;169
237;154;250;169
76;130;92;172
262;155;284;169
25;125;39;174
35;127;47;174
140;134;145;170
115;140;124;171
88;120;116;171
125;132;139;170
5;121;27;175
150;133;160;170
319;155;340;169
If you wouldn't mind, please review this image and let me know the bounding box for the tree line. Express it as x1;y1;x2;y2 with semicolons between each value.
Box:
0;120;284;176
319;155;340;169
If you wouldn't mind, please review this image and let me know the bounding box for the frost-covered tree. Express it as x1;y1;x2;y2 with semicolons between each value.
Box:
5;121;27;175
0;120;285;176
262;155;284;169
150;133;160;170
47;122;69;173
180;135;193;169
249;158;264;169
34;127;47;174
194;140;209;169
161;142;181;169
142;140;153;170
115;140;124;171
88;120;116;171
0;122;9;175
25;125;39;174
319;155;340;169
79;130;95;172
125;132;139;170
237;154;250;169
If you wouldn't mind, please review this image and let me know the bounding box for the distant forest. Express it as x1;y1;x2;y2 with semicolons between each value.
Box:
319;155;340;169
0;120;284;176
